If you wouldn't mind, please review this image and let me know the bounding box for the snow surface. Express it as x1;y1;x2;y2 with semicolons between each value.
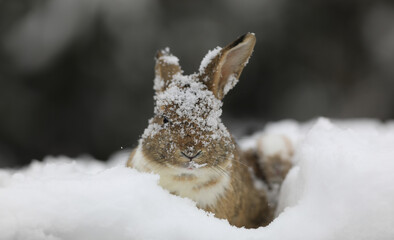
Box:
1;118;394;240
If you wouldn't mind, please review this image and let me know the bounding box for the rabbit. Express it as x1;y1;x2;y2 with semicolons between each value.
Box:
127;33;292;228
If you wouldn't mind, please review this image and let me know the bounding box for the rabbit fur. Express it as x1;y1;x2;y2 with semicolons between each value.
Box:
127;33;292;228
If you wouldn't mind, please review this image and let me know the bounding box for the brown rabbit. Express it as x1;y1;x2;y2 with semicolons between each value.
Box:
127;33;291;228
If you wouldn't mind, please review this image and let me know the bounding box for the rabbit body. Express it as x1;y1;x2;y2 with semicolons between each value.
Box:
127;33;289;228
128;144;272;228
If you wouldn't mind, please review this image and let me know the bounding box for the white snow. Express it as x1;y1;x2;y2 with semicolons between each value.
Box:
141;120;162;139
188;161;207;169
145;73;230;146
256;134;292;159
1;118;394;240
153;75;164;91
159;48;180;65
198;46;222;75
222;74;239;96
153;48;181;92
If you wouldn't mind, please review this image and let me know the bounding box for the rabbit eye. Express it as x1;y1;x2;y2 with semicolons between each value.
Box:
163;116;169;124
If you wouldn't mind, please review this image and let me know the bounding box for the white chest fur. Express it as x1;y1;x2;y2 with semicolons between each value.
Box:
130;145;231;207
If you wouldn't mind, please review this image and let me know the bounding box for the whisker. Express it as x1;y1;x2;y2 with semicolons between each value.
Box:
215;165;237;192
230;158;250;169
215;166;236;183
216;164;245;185
211;166;227;178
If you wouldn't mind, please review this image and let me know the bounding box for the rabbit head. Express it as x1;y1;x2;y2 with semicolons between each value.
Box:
140;33;256;171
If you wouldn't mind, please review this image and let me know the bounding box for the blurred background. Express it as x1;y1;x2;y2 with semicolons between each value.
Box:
0;0;394;167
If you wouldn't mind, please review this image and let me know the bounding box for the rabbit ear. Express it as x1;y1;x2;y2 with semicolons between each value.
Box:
199;33;256;99
154;48;182;92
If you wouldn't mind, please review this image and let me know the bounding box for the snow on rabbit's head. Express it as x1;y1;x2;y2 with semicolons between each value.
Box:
140;33;256;170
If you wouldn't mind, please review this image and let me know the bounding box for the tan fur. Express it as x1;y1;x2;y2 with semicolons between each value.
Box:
127;145;271;228
126;33;290;228
128;145;233;207
203;149;273;228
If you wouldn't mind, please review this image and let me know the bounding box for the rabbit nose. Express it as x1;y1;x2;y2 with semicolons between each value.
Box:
181;151;202;161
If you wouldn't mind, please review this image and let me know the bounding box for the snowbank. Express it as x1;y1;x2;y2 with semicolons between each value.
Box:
1;118;393;240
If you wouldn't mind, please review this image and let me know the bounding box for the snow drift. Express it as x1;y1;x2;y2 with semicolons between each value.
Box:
0;118;393;240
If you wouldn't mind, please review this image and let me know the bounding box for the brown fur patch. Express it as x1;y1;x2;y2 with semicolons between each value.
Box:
193;177;220;191
173;174;197;181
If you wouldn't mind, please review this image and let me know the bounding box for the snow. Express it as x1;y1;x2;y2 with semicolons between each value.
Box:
145;73;230;146
256;134;292;159
222;74;238;96
159;48;180;65
198;46;222;75
198;48;242;95
153;75;165;91
141;120;162;140
153;48;181;92
188;161;207;169
161;55;179;65
1;118;394;240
